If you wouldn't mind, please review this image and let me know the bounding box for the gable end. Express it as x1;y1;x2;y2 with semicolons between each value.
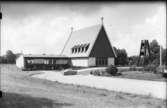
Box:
89;26;116;58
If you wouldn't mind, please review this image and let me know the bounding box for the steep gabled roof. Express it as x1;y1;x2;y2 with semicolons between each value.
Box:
89;26;117;58
62;24;102;57
61;24;117;58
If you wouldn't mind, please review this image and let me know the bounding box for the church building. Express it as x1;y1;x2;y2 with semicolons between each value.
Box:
61;20;117;67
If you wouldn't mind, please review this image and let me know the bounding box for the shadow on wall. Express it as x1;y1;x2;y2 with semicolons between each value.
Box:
0;92;73;108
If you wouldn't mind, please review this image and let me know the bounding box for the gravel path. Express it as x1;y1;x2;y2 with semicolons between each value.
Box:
33;71;166;99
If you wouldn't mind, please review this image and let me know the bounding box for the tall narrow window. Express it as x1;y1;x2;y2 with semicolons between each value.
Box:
71;48;74;53
72;43;90;53
71;46;77;53
76;45;80;53
85;43;90;52
76;47;78;53
81;45;84;52
78;46;81;53
74;47;77;53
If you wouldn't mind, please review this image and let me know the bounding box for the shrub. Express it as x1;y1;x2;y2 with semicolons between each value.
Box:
156;66;165;73
63;70;77;75
144;64;158;73
90;70;103;76
162;73;167;78
106;65;118;76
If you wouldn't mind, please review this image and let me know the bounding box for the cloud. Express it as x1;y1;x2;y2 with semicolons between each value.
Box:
2;2;103;20
110;6;166;56
1;15;70;55
1;2;166;56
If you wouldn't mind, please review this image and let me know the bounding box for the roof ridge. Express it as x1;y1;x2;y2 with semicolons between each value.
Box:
61;23;103;57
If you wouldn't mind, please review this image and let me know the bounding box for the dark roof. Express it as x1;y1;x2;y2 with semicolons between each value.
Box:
23;54;68;58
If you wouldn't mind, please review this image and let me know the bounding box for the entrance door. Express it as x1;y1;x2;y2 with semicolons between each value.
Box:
96;57;108;66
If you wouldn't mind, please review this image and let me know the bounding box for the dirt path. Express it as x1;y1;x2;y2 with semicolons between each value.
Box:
33;71;166;99
1;64;166;108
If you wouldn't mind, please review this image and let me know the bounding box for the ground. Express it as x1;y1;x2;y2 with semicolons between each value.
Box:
117;67;166;82
117;71;166;82
0;64;166;108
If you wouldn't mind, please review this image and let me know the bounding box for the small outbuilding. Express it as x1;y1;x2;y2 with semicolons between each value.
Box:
61;23;117;67
16;54;71;70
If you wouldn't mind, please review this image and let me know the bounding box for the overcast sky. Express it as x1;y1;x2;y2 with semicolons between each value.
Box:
1;2;166;56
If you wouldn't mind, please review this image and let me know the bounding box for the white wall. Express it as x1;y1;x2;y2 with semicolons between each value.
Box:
16;55;24;69
108;57;115;66
72;58;89;67
72;57;114;67
88;57;96;67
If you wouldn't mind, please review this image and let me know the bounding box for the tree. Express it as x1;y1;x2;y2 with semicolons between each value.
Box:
149;40;160;66
114;47;128;66
162;48;167;65
5;50;16;64
0;56;7;63
128;56;139;66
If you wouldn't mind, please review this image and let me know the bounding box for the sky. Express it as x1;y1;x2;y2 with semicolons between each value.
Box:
1;2;166;56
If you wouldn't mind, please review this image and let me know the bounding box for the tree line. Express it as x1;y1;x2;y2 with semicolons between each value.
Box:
114;39;166;66
0;50;21;64
0;39;166;66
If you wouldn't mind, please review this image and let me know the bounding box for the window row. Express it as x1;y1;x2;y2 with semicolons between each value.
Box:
96;58;108;66
26;59;68;65
27;59;52;64
71;43;90;53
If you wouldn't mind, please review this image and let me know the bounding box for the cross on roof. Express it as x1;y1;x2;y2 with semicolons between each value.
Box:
101;17;104;25
71;27;73;31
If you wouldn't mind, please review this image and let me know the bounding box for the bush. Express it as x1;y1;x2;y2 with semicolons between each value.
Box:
144;64;158;73
162;73;167;78
106;65;118;76
63;70;77;75
90;70;105;76
156;66;165;73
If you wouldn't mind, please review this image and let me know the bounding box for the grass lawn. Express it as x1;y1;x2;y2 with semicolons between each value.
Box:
117;71;166;82
68;66;166;82
0;92;72;108
89;66;166;82
0;64;166;108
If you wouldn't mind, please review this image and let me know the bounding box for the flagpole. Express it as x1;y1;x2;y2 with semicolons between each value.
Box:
0;3;2;98
160;45;162;67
